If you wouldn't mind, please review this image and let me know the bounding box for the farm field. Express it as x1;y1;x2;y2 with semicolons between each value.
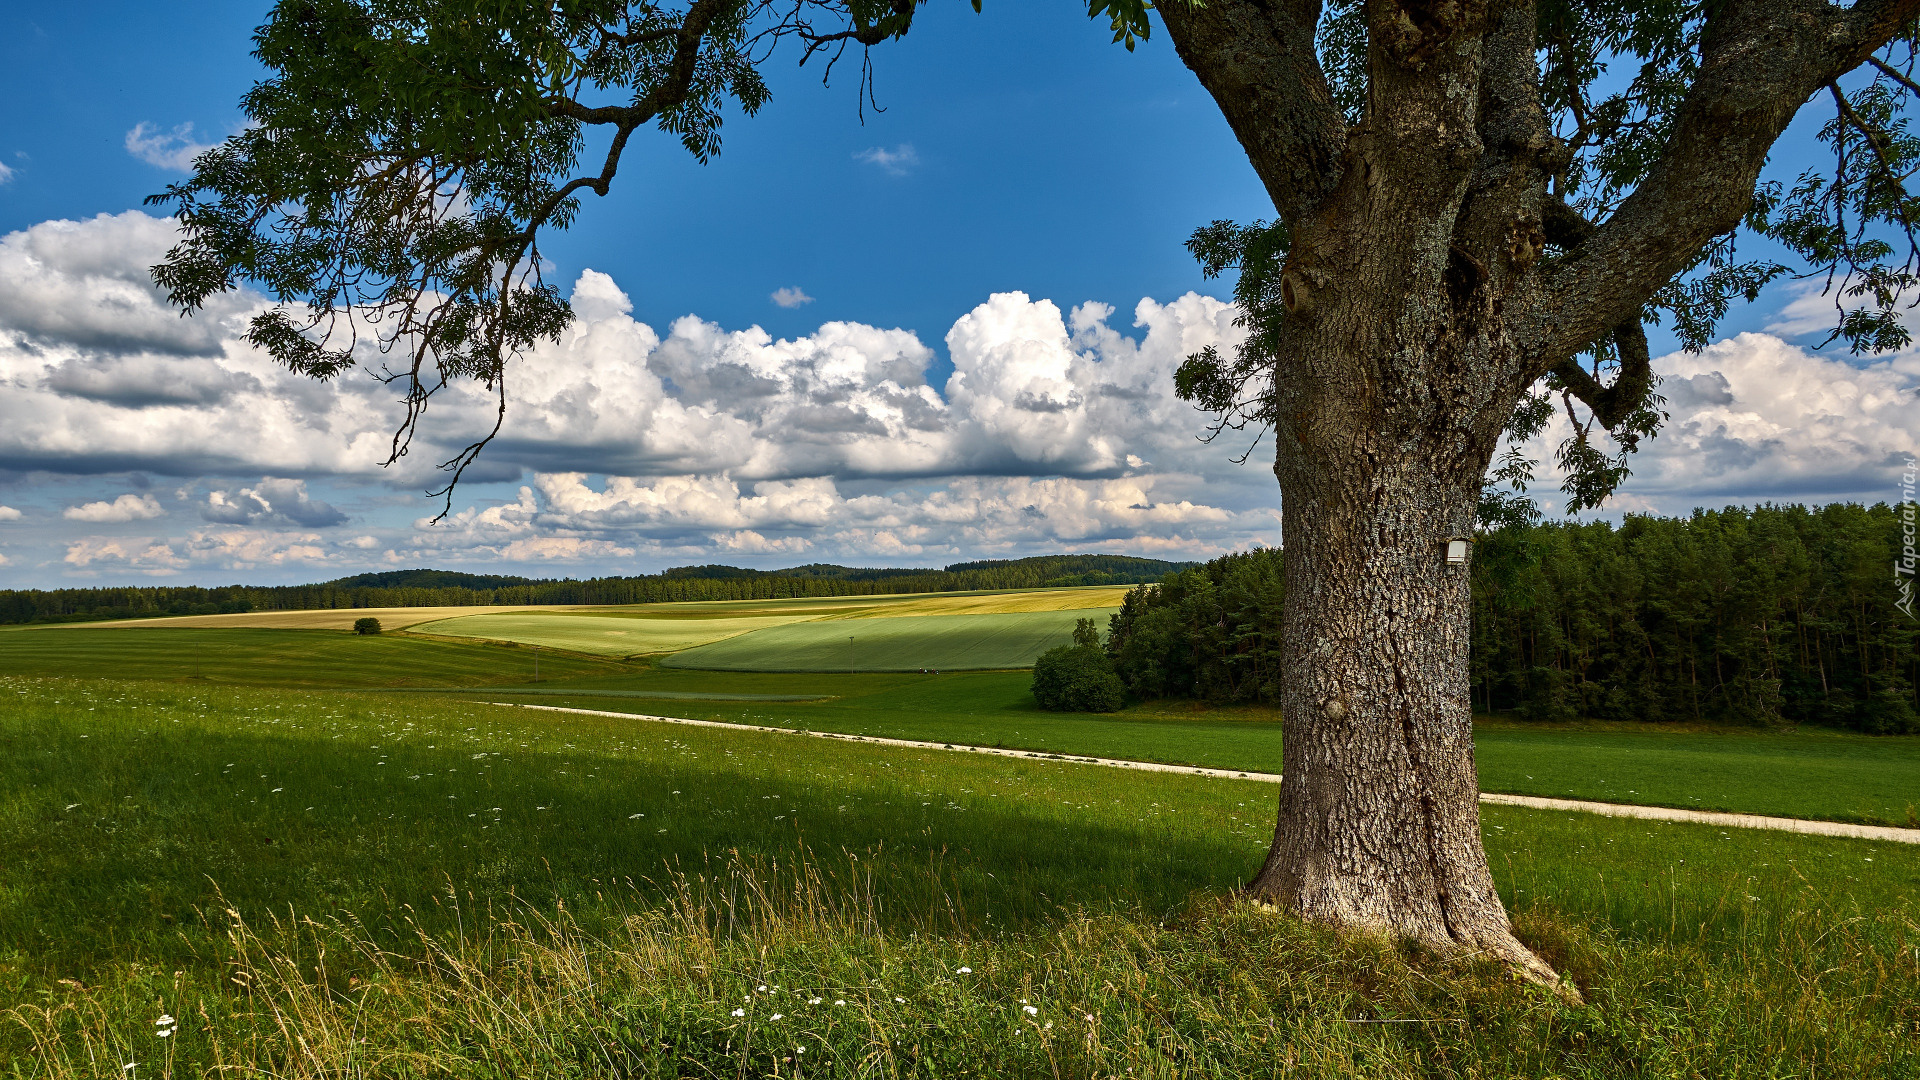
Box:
407;585;1129;664
17;604;587;631
3;678;1914;1076
0;627;625;687
660;609;1117;671
413;611;810;656
2;624;1915;825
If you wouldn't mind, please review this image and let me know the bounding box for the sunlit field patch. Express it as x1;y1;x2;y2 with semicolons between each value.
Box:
412;611;815;656
661;610;1120;672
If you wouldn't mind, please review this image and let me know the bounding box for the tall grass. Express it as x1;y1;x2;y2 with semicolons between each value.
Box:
10;847;1917;1078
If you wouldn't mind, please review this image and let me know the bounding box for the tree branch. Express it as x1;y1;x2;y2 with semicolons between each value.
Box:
1550;320;1651;430
1525;0;1920;372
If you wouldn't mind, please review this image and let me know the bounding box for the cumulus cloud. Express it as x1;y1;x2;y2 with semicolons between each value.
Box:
125;122;218;172
1511;331;1920;515
63;493;165;523
0;212;258;359
0;505;20;521
854;144;919;176
0;217;1255;495
61;529;336;574
64;536;186;572
0;213;1297;578
181;529;331;568
771;286;815;309
202;478;347;527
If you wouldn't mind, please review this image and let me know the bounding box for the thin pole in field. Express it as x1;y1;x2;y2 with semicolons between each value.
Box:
849;635;854;676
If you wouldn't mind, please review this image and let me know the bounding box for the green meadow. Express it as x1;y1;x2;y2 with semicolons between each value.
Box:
2;676;1915;1077
479;668;1920;828
0;613;1916;1075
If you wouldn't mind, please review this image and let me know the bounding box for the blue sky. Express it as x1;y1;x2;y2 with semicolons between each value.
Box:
0;2;1913;587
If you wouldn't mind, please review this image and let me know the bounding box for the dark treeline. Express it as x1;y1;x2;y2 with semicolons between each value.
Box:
1472;503;1918;733
0;554;1189;626
1105;503;1919;734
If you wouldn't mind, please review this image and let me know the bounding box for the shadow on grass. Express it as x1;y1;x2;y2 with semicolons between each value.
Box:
1;702;1256;978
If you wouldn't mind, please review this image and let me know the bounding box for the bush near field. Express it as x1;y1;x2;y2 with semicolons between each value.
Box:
1031;619;1125;712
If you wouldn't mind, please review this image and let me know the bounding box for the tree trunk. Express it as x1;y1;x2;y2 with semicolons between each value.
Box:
1245;439;1562;989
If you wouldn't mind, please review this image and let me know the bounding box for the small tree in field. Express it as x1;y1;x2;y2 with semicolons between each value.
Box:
353;618;382;636
153;0;1920;988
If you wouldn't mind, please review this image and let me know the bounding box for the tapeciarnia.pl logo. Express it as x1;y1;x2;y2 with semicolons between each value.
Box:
1899;455;1917;620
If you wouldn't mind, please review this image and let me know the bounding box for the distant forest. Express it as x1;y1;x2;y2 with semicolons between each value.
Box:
0;554;1189;626
1102;503;1918;734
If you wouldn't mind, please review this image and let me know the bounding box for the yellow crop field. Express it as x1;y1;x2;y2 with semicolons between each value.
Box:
26;605;591;632
828;586;1133;619
409;612;817;656
13;586;1141;649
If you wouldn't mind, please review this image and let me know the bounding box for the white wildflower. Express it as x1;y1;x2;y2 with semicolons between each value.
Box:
956;966;971;974
1023;1005;1038;1015
731;1008;746;1017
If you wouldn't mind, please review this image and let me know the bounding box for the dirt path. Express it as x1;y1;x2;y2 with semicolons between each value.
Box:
493;702;1920;845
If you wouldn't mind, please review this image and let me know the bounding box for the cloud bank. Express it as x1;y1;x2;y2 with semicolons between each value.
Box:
0;211;1915;582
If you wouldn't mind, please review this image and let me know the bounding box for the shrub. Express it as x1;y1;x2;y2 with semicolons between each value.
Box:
1031;641;1125;712
353;617;382;635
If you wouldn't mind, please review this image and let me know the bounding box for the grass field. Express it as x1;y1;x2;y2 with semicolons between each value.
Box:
480;670;1920;827
3;678;1915;1076
661;609;1118;671
4;626;1916;826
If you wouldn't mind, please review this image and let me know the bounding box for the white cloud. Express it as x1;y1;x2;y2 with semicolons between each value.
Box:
0;505;20;521
63;493;165;523
203;478;347;527
1512;331;1920;515
854;144;920;176
771;286;815;309
497;536;637;562
125;122;217;172
63;536;186;572
0;217;1256;495
181;529;331;569
0;212;1299;577
0;160;13;185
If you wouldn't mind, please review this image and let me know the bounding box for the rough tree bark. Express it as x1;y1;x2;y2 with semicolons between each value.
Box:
1153;0;1920;988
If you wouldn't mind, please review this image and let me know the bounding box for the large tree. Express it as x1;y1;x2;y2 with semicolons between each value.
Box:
153;0;1920;988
